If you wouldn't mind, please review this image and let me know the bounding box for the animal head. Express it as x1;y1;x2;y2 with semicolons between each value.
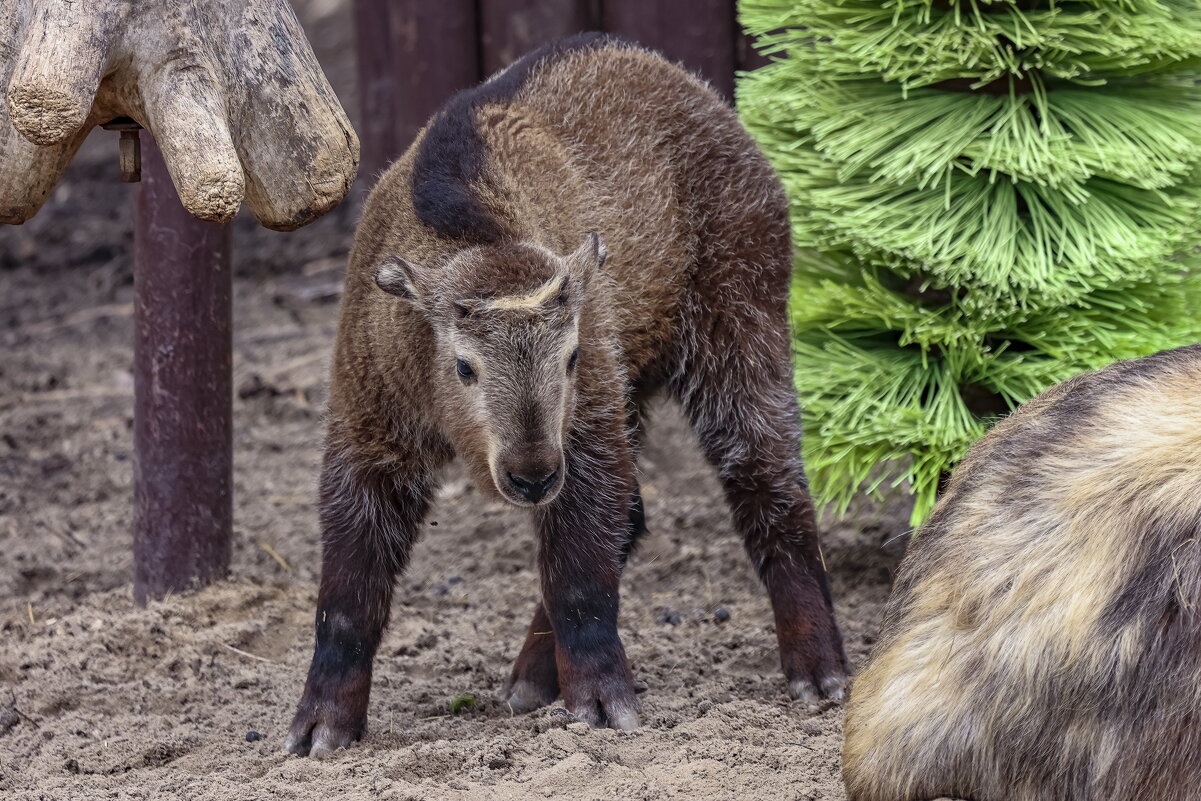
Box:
375;233;606;506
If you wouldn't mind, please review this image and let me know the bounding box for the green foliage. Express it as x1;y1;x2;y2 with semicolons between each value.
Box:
449;693;477;715
739;0;1201;524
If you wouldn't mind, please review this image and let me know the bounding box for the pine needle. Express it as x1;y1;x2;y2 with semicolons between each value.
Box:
259;542;292;573
740;0;1201;525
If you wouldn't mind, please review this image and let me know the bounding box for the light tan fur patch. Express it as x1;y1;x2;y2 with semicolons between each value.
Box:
485;275;564;312
842;345;1201;801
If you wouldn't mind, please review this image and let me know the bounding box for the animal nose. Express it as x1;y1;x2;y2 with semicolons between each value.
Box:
506;469;559;503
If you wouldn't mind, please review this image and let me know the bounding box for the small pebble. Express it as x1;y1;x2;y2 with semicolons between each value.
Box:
658;610;683;626
633;679;649;695
713;607;731;623
245;730;262;742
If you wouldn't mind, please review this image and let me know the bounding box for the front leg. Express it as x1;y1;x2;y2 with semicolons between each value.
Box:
504;485;649;713
536;448;639;729
285;445;439;757
504;601;560;713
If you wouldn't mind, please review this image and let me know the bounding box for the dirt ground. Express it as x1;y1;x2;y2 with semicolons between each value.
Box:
0;3;910;799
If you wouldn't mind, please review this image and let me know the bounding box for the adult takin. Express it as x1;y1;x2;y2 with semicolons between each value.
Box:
843;344;1201;801
285;34;846;757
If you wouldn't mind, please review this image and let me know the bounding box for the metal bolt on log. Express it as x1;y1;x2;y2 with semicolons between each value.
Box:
100;118;142;182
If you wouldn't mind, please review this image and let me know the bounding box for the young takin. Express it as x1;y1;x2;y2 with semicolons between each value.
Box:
285;33;846;757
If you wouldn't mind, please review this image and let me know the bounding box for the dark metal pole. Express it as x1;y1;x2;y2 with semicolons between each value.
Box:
133;132;233;605
353;0;479;185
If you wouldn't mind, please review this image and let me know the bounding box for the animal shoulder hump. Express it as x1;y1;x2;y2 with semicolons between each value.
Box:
410;33;638;244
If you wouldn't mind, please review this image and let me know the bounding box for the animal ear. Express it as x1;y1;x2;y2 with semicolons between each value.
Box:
375;257;424;301
566;232;605;287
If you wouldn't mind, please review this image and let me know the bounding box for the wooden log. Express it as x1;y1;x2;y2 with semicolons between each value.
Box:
480;0;595;75
354;0;479;184
132;134;233;606
2;0;358;229
602;0;737;102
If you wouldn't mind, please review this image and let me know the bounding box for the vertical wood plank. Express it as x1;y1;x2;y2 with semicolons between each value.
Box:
353;0;480;184
737;29;772;74
133;133;233;605
602;0;738;101
480;0;594;75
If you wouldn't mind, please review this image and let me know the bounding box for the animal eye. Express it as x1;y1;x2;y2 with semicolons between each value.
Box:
567;348;579;373
455;358;476;382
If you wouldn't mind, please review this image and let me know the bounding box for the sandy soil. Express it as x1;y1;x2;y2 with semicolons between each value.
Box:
0;3;910;798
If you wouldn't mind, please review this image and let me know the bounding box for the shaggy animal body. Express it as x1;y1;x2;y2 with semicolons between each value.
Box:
285;34;846;757
843;344;1201;801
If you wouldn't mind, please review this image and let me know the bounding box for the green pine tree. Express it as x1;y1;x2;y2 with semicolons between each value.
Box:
738;0;1201;525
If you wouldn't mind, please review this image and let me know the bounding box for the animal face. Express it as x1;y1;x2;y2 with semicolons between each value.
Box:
375;234;605;506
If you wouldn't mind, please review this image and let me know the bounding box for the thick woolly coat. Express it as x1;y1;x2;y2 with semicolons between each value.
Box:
844;344;1201;801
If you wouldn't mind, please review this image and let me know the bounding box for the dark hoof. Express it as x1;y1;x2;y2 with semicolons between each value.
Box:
789;672;847;705
504;678;559;714
284;705;364;758
562;671;640;730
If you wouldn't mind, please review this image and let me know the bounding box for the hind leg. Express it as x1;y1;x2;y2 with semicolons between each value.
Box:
503;486;649;713
672;304;847;702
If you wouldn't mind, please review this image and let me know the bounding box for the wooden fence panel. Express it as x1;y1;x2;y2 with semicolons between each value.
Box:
354;0;479;182
480;0;596;75
601;0;738;100
354;1;763;181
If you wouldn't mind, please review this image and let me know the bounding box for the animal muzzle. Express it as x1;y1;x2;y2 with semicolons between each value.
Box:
494;448;564;506
506;468;560;504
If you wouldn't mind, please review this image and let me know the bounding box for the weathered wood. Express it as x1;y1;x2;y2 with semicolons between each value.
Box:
5;0;119;146
1;0;359;230
602;0;738;101
133;134;233;606
0;2;87;225
480;0;595;75
354;0;479;184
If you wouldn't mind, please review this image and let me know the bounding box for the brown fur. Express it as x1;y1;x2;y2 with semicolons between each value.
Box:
843;344;1201;801
285;35;845;757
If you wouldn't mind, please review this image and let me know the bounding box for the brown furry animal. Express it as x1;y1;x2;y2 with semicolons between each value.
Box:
285;34;846;758
843;344;1201;801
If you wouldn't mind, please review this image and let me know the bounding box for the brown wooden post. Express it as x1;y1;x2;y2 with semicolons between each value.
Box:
602;0;738;101
133;133;233;605
480;0;595;75
353;0;480;184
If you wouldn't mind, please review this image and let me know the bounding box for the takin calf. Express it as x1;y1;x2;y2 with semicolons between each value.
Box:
843;344;1201;801
284;34;847;757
